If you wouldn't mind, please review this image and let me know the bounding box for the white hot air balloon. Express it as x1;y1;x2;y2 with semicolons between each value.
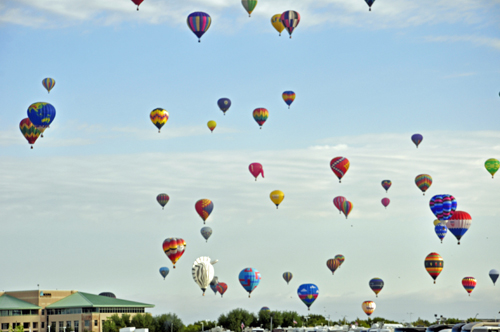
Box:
192;256;215;295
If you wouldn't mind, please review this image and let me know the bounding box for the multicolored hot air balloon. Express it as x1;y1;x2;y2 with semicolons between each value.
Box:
297;283;319;311
282;91;296;109
260;307;270;313
335;254;345;267
270;190;284;209
150;108;169;133
415;174;432;195
200;226;212;242
157;194;169;209
462;277;476;296
411;134;423;148
362;301;376;316
163;238;186;268
241;0;257;17
239;268;261;297
187;12;211;42
271;14;285;36
207;120;217;133
195;199;214;224
430;194;457;222
364;0;375;11
27;102;56;136
249;163;264;181
159;267;169;280
253;108;268;129
381;198;390;209
280;11;300;39
425;252;443;284
446;211;471;245
330;157;350;183
333;196;346;214
42;78;55;93
326;258;341;275
341;201;353;219
435;224;447;243
485;158;500;178
19;118;40;149
218;98;231;115
192;256;215;296
489;269;499;285
369;278;384;297
210;276;219;295
131;0;143;10
216;282;228;297
381;180;392;192
283;272;293;284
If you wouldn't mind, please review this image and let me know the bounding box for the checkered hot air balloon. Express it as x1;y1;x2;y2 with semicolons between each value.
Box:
280;11;300;39
187;12;211;42
330;157;350;183
156;193;169;209
239;268;261;297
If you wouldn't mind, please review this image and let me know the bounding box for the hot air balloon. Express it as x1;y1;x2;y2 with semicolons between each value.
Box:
433;219;443;226
283;272;293;284
429;194;457;222
425;252;443;284
195;199;214;224
216;282;228;297
270;190;284;209
280;11;300;39
27;102;56;136
341;201;353;219
381;180;392;192
241;0;257;17
200;226;212;242
218;98;231;115
381;198;390;209
42;78;55;93
485;158;500;178
330;157;350;183
326;258;341;275
271;14;285;36
260;307;270;313
253;108;268;129
159;267;169;280
157;194;169;209
462;277;476;296
364;0;375;11
489;269;499;285
411;134;423;148
282;91;296;109
369;278;384;297
192;256;215;295
19;118;40;149
335;254;345;267
150;108;169;133
207;120;217;133
297;283;319;311
435;224;447;243
187;12;211;42
415;174;432;195
239;268;261;297
163;238;186;268
210;276;219;295
131;0;143;10
333;196;346;214
249;163;264;181
446;211;471;245
362;301;376;316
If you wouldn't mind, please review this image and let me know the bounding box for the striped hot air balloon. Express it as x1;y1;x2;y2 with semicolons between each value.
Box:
187;12;211;42
282;91;296;109
42;78;55;93
333;196;346;214
429;194;457;222
163;238;186;268
446;211;471;245
425;252;443;284
253;108;269;129
334;254;345;267
341;201;353;219
283;272;293;284
19;118;40;149
369;278;384;297
280;11;300;38
415;174;432;195
241;0;258;17
156;193;170;209
150;108;169;133
462;277;476;296
326;258;341;275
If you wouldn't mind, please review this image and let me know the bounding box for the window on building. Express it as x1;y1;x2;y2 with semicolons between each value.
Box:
2;323;9;330
24;323;30;329
94;321;97;327
59;322;64;331
67;322;72;328
74;321;79;332
41;323;45;329
33;323;38;329
84;321;90;328
42;310;45;315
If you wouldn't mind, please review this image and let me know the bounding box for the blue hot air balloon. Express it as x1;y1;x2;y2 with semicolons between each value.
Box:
369;278;384;297
260;307;270;313
210;276;219;295
489;269;499;285
200;227;212;242
435;224;447;243
365;0;375;11
218;98;231;115
27;102;56;136
187;12;211;42
239;268;261;297
159;267;170;280
411;133;423;148
429;194;457;222
297;283;319;311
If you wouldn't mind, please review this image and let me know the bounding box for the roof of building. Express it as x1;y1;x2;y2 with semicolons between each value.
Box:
0;294;41;310
46;292;154;309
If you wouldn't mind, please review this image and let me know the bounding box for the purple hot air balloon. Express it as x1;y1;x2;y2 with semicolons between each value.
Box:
411;134;423;148
429;194;457;222
381;198;390;209
187;12;211;42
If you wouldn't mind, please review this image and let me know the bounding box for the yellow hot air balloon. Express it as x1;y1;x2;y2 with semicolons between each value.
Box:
150;108;169;133
270;190;284;209
271;14;285;36
207;120;216;133
433;219;441;226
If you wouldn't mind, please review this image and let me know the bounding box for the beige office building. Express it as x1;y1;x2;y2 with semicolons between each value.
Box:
0;290;154;332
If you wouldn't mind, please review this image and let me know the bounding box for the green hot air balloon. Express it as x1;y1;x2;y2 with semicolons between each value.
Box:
241;0;258;17
485;158;500;179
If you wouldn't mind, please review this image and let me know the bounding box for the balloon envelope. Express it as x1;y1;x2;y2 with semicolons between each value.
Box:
27;102;56;133
415;174;432;195
270;190;284;208
157;194;169;209
434;224;447;243
260;307;270;313
283;272;293;284
369;278;384;297
163;238;186;267
42;78;55;93
330;157;350;182
381;180;392;192
341;201;353;219
429;194;457;221
446;211;471;245
485;158;500;178
282;91;296;108
280;11;300;38
362;301;376;316
297;283;319;310
411;133;423;148
365;0;375;10
462;277;476;296
187;12;211;42
210;276;219;295
216;282;228;297
326;258;341;274
334;254;345;266
200;226;213;242
195;199;214;224
192;257;215;295
19;118;40;149
489;269;499;285
150;108;169;133
381;198;390;208
425;252;443;283
249;163;264;180
159;267;169;279
253;108;269;128
271;14;285;35
217;98;231;114
333;196;346;214
241;0;257;16
131;0;143;10
207;120;217;132
239;268;261;297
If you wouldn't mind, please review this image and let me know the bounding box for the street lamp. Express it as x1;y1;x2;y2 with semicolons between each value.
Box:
407;313;413;324
201;322;204;332
474;314;479;321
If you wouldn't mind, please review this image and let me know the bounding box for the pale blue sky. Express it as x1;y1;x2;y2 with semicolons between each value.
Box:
1;0;500;325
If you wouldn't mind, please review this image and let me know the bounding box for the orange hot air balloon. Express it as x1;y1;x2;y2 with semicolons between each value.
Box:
326;258;341;275
163;238;186;268
425;252;443;284
462;277;476;296
330;157;350;183
19;118;40;149
362;301;376;316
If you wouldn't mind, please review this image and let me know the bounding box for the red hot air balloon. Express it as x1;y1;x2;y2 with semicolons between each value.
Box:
425;252;443;284
330;157;350;183
131;0;144;10
249;163;264;181
163;238;186;268
333;196;346;214
195;199;214;224
216;282;228;297
462;277;476;296
381;198;390;209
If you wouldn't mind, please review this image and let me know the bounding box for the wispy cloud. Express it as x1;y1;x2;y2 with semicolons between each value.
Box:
424;35;500;51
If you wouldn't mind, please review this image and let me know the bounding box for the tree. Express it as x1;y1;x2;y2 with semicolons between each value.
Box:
413;318;431;327
155;313;184;332
302;314;326;327
122;314;132;327
131;313;155;331
218;309;256;331
282;311;302;327
66;322;74;332
185;321;216;332
10;326;24;332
